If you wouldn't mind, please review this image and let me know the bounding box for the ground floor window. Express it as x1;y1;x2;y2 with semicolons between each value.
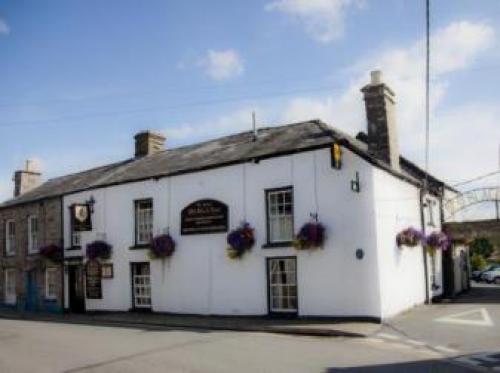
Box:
268;257;297;314
4;269;16;305
131;263;151;308
45;268;58;300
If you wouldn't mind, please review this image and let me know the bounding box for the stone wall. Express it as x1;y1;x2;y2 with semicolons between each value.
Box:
444;219;500;260
0;197;63;312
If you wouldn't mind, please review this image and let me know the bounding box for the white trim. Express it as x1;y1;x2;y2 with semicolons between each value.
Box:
28;215;39;254
5;220;16;256
45;268;58;300
4;269;16;305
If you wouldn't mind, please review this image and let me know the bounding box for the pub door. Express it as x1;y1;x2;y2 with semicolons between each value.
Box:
68;265;85;313
131;263;151;310
25;270;38;312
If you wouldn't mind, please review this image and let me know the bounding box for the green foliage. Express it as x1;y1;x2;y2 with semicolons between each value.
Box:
471;253;487;271
470;238;494;259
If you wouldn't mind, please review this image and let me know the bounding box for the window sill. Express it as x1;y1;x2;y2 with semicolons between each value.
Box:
66;246;81;251
4;253;16;258
262;242;293;249
129;244;150;250
44;297;57;302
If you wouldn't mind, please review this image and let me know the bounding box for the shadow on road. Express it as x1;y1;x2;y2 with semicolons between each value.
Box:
326;357;478;372
445;282;500;304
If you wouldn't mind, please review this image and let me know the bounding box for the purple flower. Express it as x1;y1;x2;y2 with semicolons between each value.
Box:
86;241;112;260
39;244;63;261
425;231;450;251
396;227;424;248
150;234;176;258
294;222;325;250
227;222;255;258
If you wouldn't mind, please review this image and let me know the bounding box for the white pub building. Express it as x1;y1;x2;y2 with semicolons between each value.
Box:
62;71;452;321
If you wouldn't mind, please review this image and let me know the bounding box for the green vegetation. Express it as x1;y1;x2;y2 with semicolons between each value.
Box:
470;238;494;259
471;253;487;271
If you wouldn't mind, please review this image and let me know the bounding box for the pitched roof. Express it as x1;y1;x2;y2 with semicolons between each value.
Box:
0;161;130;208
0;120;448;209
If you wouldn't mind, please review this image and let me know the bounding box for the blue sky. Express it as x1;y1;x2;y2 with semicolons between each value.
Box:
1;0;500;217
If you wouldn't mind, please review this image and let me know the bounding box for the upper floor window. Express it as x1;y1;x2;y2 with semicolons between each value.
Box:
135;199;153;246
28;216;39;254
266;187;294;244
4;268;16;305
426;199;437;227
45;268;58;300
71;231;81;248
5;220;16;256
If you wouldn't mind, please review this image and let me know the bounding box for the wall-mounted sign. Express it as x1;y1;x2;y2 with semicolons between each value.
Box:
101;263;113;279
85;260;102;299
330;143;342;169
181;199;228;235
71;204;92;232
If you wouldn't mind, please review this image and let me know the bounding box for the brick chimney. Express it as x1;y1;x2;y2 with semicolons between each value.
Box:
134;131;166;157
13;159;42;197
361;70;400;171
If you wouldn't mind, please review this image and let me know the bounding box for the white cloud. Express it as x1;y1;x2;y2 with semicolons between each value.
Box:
277;20;497;189
200;49;244;81
166;20;497;218
0;18;9;35
265;0;363;43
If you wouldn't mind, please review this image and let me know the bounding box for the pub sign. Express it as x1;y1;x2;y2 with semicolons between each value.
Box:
71;204;92;232
85;260;102;299
181;199;228;235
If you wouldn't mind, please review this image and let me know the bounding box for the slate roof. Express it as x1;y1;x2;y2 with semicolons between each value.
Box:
0;120;448;209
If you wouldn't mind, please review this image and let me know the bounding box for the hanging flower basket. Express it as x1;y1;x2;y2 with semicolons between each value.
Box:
425;231;450;256
86;240;112;261
226;222;255;259
293;222;325;250
396;227;423;248
39;244;63;262
149;234;176;259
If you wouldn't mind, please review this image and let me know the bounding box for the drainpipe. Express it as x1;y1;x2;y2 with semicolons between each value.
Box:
419;186;430;304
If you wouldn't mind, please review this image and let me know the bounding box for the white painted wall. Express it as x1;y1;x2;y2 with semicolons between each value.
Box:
372;169;427;319
63;146;429;319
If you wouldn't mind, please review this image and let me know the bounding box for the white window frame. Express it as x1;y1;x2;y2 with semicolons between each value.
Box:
266;187;294;244
71;231;81;247
4;269;16;305
45;268;58;300
5;220;16;256
132;263;151;308
135;199;153;246
426;199;437;227
268;258;297;313
28;215;39;254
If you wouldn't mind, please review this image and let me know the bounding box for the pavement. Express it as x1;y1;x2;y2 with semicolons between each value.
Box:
0;307;381;338
0;281;499;371
0;318;476;372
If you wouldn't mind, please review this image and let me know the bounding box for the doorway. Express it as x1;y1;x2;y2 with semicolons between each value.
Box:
68;265;85;313
25;270;38;312
131;263;151;309
267;257;298;315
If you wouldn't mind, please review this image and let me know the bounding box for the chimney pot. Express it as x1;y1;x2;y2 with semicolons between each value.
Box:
370;70;382;85
361;70;400;171
13;159;42;197
134;131;166;157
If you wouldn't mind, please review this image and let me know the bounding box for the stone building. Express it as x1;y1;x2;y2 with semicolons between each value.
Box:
0;162;124;312
1;71;459;320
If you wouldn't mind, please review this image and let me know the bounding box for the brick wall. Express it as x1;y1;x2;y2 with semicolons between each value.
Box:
0;197;63;312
